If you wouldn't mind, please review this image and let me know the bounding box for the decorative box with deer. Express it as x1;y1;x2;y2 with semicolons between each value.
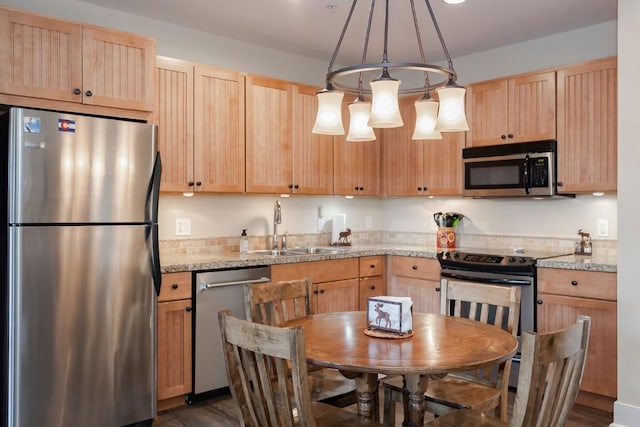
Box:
366;296;413;336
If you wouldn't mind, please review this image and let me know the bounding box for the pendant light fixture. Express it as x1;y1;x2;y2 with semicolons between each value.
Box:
312;0;468;140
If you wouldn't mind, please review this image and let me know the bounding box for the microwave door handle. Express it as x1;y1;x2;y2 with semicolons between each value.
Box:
523;154;531;194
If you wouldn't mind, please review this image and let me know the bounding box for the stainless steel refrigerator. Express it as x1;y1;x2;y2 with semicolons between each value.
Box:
1;107;162;427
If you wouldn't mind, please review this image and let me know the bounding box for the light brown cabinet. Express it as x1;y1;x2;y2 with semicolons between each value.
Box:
157;272;193;409
155;57;245;193
245;76;333;194
358;256;386;310
382;100;464;196
556;57;617;193
0;7;155;116
466;70;556;146
387;256;441;313
271;258;360;313
537;268;616;411
334;136;381;197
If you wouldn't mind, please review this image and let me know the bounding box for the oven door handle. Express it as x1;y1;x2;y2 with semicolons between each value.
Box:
523;154;531;195
442;272;533;286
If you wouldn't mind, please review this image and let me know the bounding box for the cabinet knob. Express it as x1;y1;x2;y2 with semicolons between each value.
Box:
370;285;376;290
185;306;193;312
536;299;543;305
319;289;325;294
313;290;319;294
288;184;294;189
417;187;422;191
294;184;299;189
571;280;578;286
435;287;440;292
172;283;179;289
85;90;93;97
500;134;507;140
358;186;364;191
557;181;564;187
195;181;202;187
73;88;82;95
508;133;514;139
188;181;195;187
354;186;359;191
412;265;418;270
370;264;375;269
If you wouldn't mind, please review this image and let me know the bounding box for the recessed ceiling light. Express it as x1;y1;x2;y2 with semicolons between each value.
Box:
443;0;466;4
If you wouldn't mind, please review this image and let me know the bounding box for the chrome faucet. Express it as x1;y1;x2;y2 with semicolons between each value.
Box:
272;200;282;250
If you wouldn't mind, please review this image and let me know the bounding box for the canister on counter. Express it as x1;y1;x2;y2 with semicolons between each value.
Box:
437;227;456;250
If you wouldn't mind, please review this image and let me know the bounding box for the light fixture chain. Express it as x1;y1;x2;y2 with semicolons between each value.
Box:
327;0;360;76
424;0;454;70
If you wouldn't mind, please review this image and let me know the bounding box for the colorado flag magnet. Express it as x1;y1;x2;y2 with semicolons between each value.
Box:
58;118;76;132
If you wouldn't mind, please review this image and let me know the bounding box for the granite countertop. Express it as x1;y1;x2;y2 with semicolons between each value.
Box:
160;244;617;274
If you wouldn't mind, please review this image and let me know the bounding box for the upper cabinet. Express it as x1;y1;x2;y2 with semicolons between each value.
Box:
245;75;333;194
0;7;155;116
155;57;245;193
556;57;617;193
382;99;464;196
466;70;556;146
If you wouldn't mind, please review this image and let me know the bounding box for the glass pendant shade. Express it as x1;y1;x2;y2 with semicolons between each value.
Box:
312;90;345;135
368;77;403;128
436;84;469;131
347;99;376;141
412;98;442;140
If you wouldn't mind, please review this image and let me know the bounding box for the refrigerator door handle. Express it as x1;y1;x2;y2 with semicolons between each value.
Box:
149;152;162;295
152;223;162;296
148;152;162;223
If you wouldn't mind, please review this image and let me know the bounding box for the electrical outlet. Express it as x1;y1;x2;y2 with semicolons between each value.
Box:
365;215;373;229
597;219;609;237
176;218;191;236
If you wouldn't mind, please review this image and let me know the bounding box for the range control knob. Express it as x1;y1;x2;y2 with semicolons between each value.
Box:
509;257;516;263
453;253;460;258
519;258;527;263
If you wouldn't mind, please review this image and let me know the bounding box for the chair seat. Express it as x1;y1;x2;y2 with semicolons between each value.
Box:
382;374;501;411
426;408;507;427
309;367;356;403
312;401;381;426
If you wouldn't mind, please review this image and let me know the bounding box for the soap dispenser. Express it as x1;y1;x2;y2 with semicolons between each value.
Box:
240;229;249;253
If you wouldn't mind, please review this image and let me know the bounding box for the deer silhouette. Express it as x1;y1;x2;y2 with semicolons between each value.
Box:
374;302;392;328
338;228;352;244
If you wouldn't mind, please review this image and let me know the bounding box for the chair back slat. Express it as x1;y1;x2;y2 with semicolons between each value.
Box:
511;315;591;427
245;278;313;326
219;310;317;427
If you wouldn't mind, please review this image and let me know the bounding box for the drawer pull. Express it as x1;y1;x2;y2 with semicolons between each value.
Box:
370;285;376;290
571;280;578;286
172;283;179;289
435;287;440;292
185;306;192;312
412;265;418;270
536;299;543;305
319;289;325;294
370;264;376;269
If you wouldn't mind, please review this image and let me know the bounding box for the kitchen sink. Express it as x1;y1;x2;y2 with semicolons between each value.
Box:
246;247;347;256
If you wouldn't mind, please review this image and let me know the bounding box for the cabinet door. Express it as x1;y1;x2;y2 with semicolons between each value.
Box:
0;9;83;102
194;65;245;192
292;84;333;194
508;71;556;143
388;276;441;314
245;75;292;193
359;277;386;311
466;79;509;146
334;137;381;197
155;57;194;192
157;299;193;401
82;27;155;111
314;278;359;313
556;57;617;193
422;131;464;196
382;101;423;196
537;293;616;399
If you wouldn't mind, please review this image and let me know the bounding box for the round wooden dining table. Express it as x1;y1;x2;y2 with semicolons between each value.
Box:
282;311;518;427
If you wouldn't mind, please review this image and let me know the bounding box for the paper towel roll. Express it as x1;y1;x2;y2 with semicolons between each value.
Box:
332;213;347;244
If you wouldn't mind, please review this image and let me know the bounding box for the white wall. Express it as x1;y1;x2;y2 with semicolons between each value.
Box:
614;1;640;425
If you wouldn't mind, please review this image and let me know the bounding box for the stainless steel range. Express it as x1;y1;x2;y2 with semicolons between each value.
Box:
436;249;561;388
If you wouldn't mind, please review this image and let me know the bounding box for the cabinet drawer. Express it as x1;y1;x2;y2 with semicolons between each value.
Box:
272;258;359;283
537;268;616;301
390;256;440;281
359;256;385;277
159;272;192;302
359;276;386;311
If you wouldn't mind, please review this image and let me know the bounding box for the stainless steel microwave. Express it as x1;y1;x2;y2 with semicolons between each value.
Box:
462;140;561;197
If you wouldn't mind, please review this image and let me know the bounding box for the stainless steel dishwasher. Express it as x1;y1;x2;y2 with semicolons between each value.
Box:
188;266;270;403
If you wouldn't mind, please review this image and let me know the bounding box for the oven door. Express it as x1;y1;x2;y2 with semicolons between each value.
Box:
463;152;553;197
440;268;534;388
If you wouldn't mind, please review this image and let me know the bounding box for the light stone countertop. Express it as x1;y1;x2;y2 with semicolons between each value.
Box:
160;243;617;274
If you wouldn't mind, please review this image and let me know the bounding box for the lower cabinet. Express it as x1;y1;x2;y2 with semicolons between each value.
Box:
358;256;386;310
536;268;617;411
157;272;193;410
271;258;360;313
386;256;441;313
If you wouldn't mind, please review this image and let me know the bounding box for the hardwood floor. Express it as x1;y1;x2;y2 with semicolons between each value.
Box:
155;386;613;426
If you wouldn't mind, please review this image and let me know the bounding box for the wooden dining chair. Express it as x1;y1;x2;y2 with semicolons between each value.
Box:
426;315;592;426
219;310;380;427
382;280;521;425
244;278;357;404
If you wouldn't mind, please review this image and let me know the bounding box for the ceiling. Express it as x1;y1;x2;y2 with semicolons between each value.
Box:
77;0;617;66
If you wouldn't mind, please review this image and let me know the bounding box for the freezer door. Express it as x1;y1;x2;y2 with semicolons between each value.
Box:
8;107;158;224
7;225;156;427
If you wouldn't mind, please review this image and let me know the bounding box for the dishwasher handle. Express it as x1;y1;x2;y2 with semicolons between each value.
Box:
199;276;270;292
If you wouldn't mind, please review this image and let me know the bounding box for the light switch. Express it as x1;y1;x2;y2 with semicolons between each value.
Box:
597;219;609;237
365;216;373;229
176;218;191;236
